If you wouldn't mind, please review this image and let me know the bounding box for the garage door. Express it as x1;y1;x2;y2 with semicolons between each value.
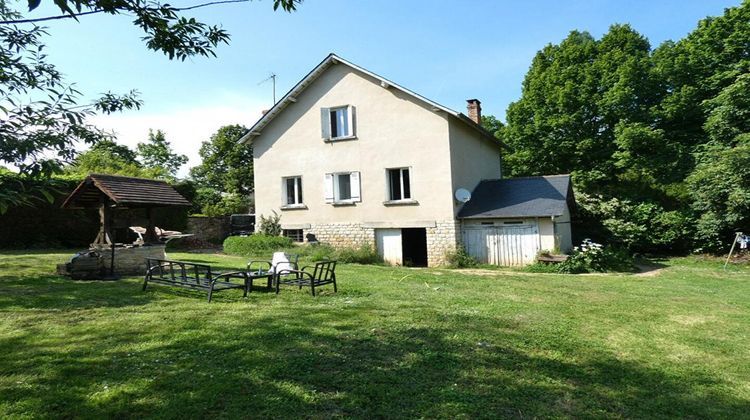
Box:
462;224;540;266
376;229;402;265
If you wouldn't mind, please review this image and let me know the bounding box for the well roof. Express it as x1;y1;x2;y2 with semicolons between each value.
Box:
62;174;191;209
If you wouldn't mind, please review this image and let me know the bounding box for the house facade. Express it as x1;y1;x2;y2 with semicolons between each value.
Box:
242;54;572;266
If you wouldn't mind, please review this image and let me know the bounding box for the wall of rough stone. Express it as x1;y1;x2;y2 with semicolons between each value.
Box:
305;220;459;267
426;220;460;266
306;223;375;248
185;216;229;244
91;244;166;276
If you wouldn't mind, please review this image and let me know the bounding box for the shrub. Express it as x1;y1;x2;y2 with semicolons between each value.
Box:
223;234;292;256
558;239;634;273
258;211;282;236
523;262;561;273
334;243;381;264
303;243;336;261
446;245;478;268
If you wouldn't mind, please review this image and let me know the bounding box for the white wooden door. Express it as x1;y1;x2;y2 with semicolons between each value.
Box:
376;229;402;265
463;224;539;266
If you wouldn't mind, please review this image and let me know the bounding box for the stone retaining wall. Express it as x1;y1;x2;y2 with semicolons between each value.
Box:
186;216;229;244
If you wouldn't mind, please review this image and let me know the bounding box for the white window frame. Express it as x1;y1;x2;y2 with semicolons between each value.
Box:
324;171;361;204
282;176;304;207
321;105;356;141
386;167;412;201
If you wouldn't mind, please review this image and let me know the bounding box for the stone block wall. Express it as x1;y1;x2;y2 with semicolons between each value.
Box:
304;220;460;267
186;216;229;244
426;220;460;266
91;244;166;276
307;223;375;247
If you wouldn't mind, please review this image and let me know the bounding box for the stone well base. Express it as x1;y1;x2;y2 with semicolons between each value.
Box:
91;244;166;276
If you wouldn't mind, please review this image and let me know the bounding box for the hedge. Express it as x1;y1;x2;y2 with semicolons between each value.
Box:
223;234;293;256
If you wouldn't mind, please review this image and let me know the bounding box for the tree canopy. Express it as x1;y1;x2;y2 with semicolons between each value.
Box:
502;1;750;252
136;129;188;177
0;0;300;211
190;124;253;195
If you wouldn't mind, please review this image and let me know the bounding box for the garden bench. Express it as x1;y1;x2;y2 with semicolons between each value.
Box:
143;258;250;303
276;260;338;296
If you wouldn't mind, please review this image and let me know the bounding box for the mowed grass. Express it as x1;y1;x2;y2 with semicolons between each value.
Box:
0;250;749;419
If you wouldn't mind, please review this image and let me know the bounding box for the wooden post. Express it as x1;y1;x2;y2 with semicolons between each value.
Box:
144;207;158;244
94;200;113;245
724;231;743;270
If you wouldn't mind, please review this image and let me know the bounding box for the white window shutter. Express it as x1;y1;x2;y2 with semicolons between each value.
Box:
350;171;361;202
321;108;331;140
324;173;334;203
349;105;357;137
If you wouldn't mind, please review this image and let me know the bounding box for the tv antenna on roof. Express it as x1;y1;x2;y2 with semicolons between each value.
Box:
258;72;277;105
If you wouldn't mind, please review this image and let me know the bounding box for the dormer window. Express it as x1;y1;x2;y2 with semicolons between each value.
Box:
321;105;356;140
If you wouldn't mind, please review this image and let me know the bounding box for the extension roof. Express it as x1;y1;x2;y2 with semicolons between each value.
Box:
458;175;573;219
62;174;191;209
239;53;503;147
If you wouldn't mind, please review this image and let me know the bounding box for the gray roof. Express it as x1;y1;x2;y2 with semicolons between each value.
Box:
458;175;572;219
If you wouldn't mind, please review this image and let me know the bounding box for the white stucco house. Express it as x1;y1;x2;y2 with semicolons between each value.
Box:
240;53;573;266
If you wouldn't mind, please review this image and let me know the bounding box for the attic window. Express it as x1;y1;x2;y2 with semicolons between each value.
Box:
321;105;356;140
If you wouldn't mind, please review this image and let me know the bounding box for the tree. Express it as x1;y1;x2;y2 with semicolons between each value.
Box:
65;140;165;179
501;2;750;252
481;114;505;140
504;25;661;192
3;0;300;61
190;125;253;195
0;0;300;211
688;136;750;251
137;129;188;177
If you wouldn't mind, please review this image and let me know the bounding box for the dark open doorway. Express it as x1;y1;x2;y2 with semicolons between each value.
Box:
402;228;428;267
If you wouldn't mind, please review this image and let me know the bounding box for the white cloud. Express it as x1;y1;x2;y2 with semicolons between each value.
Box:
89;97;266;177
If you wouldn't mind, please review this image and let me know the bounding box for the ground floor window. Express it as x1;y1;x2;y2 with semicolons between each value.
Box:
283;229;304;242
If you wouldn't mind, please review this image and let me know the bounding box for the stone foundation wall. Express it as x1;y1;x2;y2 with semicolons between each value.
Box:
91;244;166;276
426;220;460;266
305;220;460;267
307;223;375;247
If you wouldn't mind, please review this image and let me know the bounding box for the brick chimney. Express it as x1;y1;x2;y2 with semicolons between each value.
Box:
466;99;482;124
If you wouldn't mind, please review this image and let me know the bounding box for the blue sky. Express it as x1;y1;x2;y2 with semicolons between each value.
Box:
31;0;742;174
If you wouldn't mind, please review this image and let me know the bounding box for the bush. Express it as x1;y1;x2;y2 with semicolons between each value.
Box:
446;245;478;268
302;243;336;261
558;239;634;274
223;234;292;256
523;262;562;273
334;243;381;264
258;211;282;236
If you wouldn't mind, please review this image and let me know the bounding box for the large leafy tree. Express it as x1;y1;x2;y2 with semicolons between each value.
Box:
137;129;188;177
502;3;750;252
190;124;253;195
504;25;663;194
0;0;300;211
64;139;165;178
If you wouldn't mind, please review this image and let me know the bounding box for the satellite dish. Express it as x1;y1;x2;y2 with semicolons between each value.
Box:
454;188;472;203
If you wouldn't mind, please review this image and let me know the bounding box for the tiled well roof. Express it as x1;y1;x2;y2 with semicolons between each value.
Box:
62;174;191;209
458;175;572;219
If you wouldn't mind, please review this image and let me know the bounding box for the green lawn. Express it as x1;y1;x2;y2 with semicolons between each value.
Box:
0;250;749;419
